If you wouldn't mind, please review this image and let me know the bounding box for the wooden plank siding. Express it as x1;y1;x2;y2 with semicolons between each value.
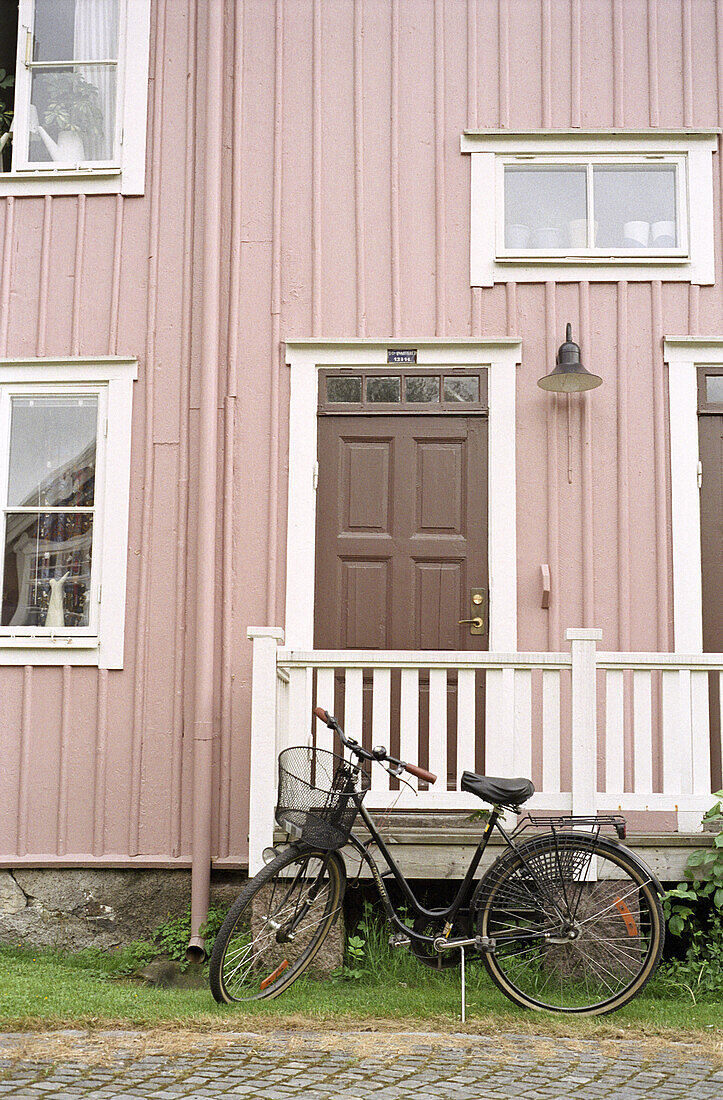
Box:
1;0;722;867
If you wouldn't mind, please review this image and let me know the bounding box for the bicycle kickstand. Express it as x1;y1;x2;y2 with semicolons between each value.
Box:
460;945;466;1025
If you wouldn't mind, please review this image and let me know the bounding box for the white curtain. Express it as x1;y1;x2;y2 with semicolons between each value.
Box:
74;0;119;161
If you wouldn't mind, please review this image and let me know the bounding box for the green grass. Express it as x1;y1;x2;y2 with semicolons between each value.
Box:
0;945;721;1043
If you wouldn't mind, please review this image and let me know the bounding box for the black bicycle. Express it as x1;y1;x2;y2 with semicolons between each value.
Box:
209;707;665;1015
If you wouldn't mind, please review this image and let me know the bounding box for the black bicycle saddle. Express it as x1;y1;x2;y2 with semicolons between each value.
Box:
460;771;535;808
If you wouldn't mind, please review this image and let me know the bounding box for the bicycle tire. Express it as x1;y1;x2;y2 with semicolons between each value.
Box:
209;844;346;1003
474;832;664;1015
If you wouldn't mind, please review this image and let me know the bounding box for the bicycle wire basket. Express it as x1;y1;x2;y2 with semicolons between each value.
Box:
276;745;369;850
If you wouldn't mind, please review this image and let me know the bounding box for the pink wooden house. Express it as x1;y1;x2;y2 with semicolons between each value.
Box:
0;0;722;954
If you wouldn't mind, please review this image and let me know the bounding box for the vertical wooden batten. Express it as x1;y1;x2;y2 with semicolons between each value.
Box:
219;0;245;860
128;0;168;856
188;0;225;952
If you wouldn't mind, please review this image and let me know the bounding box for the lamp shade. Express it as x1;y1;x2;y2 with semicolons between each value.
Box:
537;323;602;392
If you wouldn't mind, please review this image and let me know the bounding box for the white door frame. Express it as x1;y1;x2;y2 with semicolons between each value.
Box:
664;337;723;652
283;339;522;651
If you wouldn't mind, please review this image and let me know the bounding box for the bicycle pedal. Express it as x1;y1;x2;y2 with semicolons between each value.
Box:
388;932;411;948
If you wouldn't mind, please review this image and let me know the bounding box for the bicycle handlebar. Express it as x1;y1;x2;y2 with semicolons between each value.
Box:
313;706;437;785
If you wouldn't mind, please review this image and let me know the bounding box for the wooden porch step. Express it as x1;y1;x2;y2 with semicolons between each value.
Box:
276;811;712;881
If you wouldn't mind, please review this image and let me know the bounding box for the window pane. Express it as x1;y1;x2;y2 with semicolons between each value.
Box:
2;513;93;628
8;396;97;508
33;0;119;62
405;376;440;403
444;377;480;403
504;166;587;249
706;375;723;403
593;164;677;248
29;66;117;162
366;377;401;403
327;376;362;403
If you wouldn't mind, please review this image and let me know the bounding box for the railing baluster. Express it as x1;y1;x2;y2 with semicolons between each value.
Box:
288;666;312;751
633;670;653;795
371;667;391;792
428;668;447;790
485;667;514;777
661;669;683;796
400;668;419;791
542;669;560;793
513;669;532;780
456;668;476;788
605;669;624;795
344;668;364;748
315;667;335;755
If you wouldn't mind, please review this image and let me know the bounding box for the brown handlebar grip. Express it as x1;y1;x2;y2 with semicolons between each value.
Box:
313;706;330;723
405;762;437;784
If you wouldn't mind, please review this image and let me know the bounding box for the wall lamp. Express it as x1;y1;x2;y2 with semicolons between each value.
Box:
537;323;603;393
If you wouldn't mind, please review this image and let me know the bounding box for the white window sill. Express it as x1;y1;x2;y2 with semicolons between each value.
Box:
0;168;126;197
0;637;101;666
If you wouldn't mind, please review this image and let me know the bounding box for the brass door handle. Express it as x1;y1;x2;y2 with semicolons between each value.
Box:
458;617;484;629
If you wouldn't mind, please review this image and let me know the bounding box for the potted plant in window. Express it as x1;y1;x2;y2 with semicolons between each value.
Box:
34;71;103;163
0;68;13;171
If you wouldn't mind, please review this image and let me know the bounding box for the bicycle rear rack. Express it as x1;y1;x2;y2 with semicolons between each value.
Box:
513;813;627;840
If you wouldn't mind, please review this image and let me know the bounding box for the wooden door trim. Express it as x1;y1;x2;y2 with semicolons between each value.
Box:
284;340;521;651
665;340;723;652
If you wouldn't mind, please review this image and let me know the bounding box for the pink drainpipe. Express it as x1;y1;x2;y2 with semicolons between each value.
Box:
186;0;224;963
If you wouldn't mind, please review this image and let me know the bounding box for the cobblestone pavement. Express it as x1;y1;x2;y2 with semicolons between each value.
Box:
0;1030;721;1099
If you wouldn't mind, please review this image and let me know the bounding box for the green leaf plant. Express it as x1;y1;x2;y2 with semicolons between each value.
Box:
41;72;103;139
659;792;723;1001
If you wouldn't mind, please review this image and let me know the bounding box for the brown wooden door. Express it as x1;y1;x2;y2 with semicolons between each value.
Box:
314;415;488;651
699;411;723;789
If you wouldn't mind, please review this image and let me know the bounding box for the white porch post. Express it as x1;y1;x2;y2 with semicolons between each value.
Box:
247;627;285;874
568;628;602;816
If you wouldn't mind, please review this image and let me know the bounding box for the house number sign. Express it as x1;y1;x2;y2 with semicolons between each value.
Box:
387;348;417;363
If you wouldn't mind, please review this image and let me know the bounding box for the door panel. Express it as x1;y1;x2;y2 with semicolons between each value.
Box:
315;415;488;652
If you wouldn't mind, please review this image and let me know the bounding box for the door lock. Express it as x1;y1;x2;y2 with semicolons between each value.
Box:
459;588;486;635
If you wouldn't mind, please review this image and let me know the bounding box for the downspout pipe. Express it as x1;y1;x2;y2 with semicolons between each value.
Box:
186;0;225;964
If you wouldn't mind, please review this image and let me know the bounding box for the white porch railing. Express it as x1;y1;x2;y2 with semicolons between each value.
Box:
246;627;723;873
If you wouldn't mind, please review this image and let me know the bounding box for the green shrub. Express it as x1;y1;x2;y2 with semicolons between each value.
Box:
152;905;225;971
659;791;723;1001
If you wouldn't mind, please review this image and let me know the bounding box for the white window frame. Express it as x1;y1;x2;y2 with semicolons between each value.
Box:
0;0;151;197
283;339;521;653
0;357;137;667
461;130;719;287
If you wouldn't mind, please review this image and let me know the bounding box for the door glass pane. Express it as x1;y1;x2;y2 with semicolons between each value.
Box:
405;376;440;403
8;396;97;508
327;376;362;403
706;375;723;404
2;513;93;627
33;0;120;62
444;377;480;403
366;377;401;403
29;66;117;162
504;165;587;249
593;164;677;248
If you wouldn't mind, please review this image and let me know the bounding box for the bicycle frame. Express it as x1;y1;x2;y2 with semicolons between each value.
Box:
342;799;507;948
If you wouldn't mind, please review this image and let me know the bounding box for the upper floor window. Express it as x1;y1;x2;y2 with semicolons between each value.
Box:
0;0;151;196
461;130;719;286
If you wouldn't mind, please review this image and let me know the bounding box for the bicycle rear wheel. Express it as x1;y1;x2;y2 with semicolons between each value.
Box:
475;833;664;1015
209;845;346;1003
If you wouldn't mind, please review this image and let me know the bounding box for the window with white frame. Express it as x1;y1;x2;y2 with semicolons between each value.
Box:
461;130;718;286
0;0;151;195
0;358;136;668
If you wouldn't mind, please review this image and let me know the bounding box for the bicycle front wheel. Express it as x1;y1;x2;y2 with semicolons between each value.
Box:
476;833;664;1015
209;845;346;1003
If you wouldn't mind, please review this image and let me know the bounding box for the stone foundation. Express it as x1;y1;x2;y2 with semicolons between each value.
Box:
0;869;248;951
